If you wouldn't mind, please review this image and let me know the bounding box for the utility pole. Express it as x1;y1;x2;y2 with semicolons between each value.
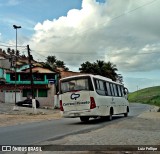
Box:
13;25;21;106
27;45;34;99
27;45;37;113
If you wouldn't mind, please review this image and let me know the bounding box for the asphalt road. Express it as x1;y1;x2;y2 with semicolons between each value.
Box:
0;103;152;145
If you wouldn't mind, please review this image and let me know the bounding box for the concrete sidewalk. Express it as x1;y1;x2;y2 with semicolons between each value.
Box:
30;109;160;154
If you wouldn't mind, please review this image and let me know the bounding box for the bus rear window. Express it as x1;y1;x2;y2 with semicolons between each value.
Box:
60;77;93;94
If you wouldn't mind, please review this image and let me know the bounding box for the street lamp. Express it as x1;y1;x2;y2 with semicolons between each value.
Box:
13;25;21;105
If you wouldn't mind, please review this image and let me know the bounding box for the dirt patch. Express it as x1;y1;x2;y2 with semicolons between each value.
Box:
0;103;62;127
0;112;61;127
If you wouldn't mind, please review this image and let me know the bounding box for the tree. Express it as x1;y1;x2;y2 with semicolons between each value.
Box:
46;56;57;70
16;50;20;56
56;60;69;71
45;55;69;71
79;60;123;83
2;50;6;54
56;60;65;68
7;48;11;54
11;49;15;55
46;56;56;64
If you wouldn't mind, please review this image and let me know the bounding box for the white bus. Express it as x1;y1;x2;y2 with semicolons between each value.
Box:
59;74;129;122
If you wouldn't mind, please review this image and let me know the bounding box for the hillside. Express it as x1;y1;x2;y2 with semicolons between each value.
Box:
128;86;160;107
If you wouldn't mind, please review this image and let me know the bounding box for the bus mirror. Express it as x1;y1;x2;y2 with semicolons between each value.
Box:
124;88;128;95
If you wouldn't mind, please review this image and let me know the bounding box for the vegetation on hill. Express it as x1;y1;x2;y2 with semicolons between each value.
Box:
128;86;160;107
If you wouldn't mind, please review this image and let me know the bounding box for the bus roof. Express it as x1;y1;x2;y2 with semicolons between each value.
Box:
60;74;123;86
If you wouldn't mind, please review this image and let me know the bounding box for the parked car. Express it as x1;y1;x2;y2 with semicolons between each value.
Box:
16;99;40;108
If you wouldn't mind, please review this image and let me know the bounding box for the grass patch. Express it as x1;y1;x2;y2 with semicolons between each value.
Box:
128;86;160;107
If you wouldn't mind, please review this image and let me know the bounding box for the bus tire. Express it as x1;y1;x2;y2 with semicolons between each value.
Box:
124;106;129;117
80;117;89;122
108;108;113;121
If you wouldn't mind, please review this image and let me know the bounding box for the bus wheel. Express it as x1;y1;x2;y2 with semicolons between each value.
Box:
108;108;113;121
124;107;129;117
80;117;89;122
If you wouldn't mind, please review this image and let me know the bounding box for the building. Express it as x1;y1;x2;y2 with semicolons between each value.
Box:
0;65;59;107
0;49;84;107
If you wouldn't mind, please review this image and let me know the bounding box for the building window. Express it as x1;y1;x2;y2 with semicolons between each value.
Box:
23;89;37;97
20;74;30;81
46;74;55;79
38;89;47;97
33;74;45;81
10;73;18;81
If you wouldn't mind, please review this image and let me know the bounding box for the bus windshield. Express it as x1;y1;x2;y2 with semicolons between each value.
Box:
60;77;92;94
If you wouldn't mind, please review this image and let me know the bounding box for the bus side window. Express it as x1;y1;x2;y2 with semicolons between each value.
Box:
69;81;76;90
120;86;124;96
109;83;114;96
105;82;111;96
117;85;122;97
113;84;118;96
94;79;105;96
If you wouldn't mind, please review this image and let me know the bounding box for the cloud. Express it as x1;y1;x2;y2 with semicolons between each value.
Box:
29;0;160;72
0;0;23;6
7;0;22;6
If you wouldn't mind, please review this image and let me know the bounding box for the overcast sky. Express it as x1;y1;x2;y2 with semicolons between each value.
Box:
0;0;160;92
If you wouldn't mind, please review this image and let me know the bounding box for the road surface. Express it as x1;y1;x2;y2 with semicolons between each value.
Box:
0;103;152;145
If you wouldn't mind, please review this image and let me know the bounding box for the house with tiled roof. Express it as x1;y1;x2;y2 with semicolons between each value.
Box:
0;65;59;107
56;67;84;79
0;48;60;107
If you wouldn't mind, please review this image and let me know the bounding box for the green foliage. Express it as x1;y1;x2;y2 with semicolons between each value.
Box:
128;86;160;106
45;56;69;71
79;60;123;82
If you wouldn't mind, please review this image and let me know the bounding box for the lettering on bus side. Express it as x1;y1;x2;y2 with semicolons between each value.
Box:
63;101;90;106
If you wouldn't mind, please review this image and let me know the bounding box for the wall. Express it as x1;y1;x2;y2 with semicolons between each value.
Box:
0;59;10;69
0;91;5;103
5;91;22;103
21;84;56;107
0;68;4;78
37;83;56;107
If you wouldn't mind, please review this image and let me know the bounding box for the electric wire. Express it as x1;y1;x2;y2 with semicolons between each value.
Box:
30;0;159;57
0;0;159;59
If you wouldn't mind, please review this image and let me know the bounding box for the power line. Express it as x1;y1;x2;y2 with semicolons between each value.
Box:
1;0;157;62
31;49;95;55
109;0;157;22
0;41;14;46
108;51;160;57
0;44;26;48
138;51;160;55
71;0;158;36
0;41;26;48
29;0;158;59
30;50;47;62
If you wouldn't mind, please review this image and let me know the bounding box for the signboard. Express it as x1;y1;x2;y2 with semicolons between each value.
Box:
48;79;56;84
